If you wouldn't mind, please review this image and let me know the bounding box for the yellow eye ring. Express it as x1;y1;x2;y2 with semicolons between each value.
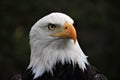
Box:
48;24;56;31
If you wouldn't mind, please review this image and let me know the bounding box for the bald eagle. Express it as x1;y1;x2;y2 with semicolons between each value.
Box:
12;12;107;80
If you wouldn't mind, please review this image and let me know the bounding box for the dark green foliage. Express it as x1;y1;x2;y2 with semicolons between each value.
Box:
0;0;119;80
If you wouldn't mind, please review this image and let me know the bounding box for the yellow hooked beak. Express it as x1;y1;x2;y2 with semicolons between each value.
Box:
50;22;77;44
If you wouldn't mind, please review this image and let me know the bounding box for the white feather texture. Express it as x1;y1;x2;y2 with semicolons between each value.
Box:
28;12;89;79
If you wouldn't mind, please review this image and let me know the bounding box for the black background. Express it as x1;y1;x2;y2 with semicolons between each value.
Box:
0;0;120;80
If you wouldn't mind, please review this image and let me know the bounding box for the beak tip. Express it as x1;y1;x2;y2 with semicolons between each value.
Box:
74;38;76;44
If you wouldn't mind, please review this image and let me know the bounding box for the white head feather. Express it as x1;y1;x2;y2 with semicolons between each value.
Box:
28;12;88;79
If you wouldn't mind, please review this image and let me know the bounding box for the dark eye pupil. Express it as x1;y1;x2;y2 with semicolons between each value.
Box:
48;24;56;30
51;25;54;28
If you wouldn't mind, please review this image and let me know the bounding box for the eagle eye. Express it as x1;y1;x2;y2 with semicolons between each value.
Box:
48;24;56;31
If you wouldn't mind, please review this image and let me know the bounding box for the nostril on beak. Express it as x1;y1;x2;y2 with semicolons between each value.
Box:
65;26;68;29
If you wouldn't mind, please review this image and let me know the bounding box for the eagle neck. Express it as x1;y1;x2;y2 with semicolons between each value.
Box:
28;39;89;79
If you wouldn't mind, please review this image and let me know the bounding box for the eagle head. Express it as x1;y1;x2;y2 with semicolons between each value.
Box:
28;12;88;79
